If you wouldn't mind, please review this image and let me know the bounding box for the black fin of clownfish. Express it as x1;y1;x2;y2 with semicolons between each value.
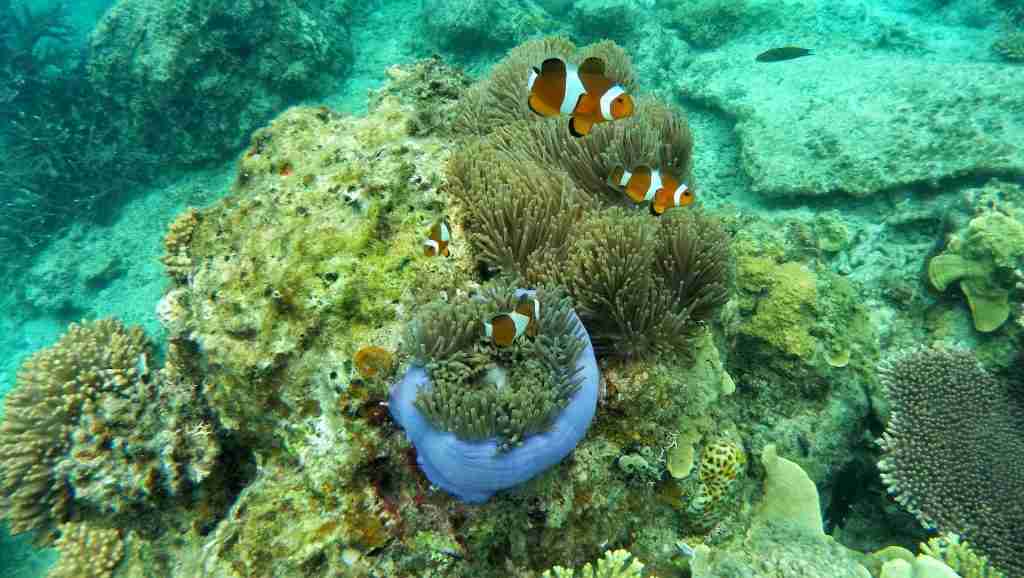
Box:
649;203;664;217
568;117;586;138
540;57;566;77
578;56;606;76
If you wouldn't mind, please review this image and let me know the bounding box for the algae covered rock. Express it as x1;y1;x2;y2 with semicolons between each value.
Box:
157;98;455;447
88;0;353;164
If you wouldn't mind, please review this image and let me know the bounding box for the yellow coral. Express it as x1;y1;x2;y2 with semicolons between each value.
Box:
698;440;747;503
48;522;124;578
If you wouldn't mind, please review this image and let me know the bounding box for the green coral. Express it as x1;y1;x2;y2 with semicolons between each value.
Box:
920;534;1006;578
738;257;818;359
928;207;1024;332
542;549;649;578
407;284;585;447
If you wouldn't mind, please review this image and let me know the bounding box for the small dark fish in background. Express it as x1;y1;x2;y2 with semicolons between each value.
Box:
756;47;813;62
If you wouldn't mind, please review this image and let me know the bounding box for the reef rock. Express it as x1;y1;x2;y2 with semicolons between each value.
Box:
679;50;1024;198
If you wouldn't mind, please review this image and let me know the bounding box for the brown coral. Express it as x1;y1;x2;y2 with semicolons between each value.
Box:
0;319;148;540
48;522;124;578
161;207;200;282
0;319;220;542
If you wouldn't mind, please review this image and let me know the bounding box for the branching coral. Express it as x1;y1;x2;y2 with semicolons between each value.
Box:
0;319;220;543
0;319;148;539
541;549;649;578
48;522;124;578
878;348;1024;577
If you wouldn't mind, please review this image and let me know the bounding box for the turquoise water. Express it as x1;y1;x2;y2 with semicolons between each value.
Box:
1;0;1022;576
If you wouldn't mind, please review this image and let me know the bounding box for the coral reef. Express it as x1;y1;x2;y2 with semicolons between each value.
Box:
48;522;124;578
542;549;649;578
159;96;454;444
0;319;222;544
0;319;148;538
878;347;1023;577
420;0;561;57
928;202;1024;333
679;53;1024;198
920;534;1006;578
87;0;353;164
664;0;750;48
993;30;1024;62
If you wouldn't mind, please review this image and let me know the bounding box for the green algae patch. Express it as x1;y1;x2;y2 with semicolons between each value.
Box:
157;98;458;444
738;256;818;360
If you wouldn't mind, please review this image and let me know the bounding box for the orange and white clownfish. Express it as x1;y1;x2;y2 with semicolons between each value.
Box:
607;165;694;215
483;297;540;347
423;219;451;257
527;56;635;138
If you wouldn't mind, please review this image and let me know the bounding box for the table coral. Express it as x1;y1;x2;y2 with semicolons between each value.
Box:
878;347;1024;577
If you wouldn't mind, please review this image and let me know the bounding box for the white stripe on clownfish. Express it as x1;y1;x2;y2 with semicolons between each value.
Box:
599;86;625;121
560;64;587;116
673;182;690;206
644;170;663;202
617;169;633;188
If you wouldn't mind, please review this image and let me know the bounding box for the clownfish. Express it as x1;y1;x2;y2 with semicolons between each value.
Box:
527;57;635;137
423;219;451;257
607;165;694;215
483;297;540;347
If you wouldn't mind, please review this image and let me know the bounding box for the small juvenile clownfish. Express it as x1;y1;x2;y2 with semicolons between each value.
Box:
527;56;634;137
607;165;694;215
423;219;451;257
483;297;540;347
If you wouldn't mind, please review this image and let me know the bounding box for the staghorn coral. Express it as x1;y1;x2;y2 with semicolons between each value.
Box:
0;319;148;539
0;319;221;544
454;36;635;137
878;348;1024;577
541;549;650;578
920;534;1006;578
48;522;124;578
